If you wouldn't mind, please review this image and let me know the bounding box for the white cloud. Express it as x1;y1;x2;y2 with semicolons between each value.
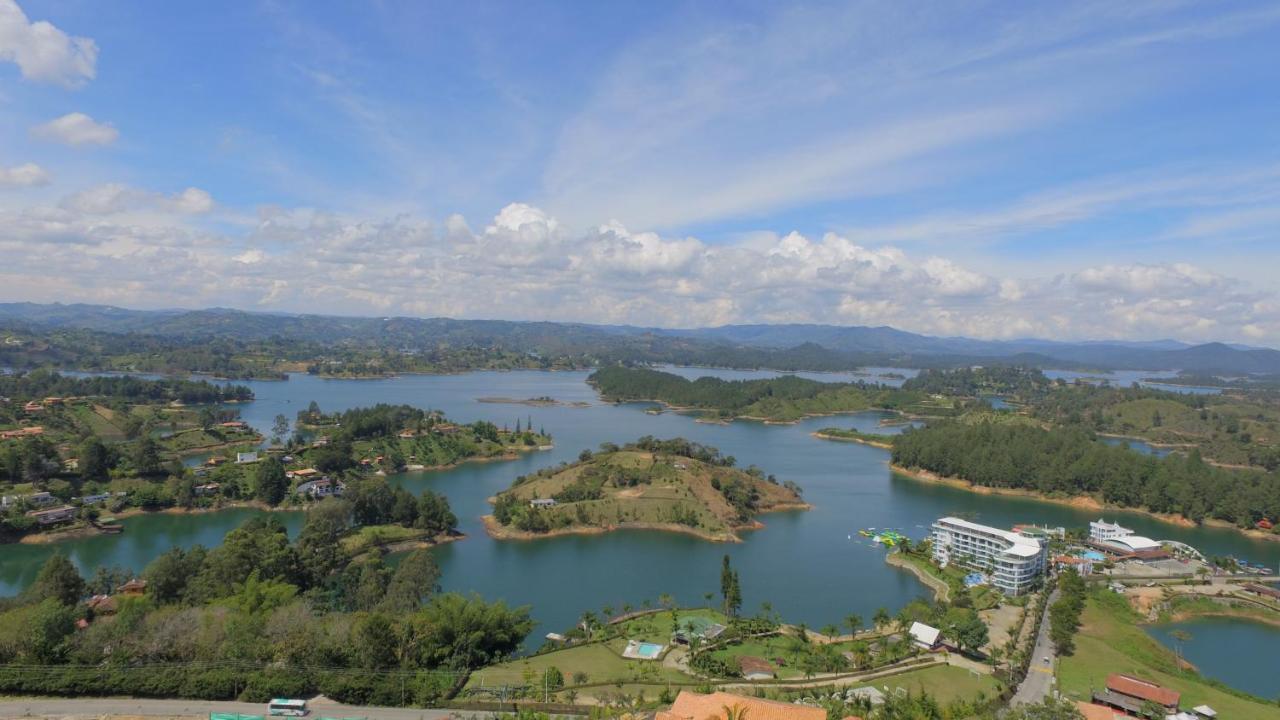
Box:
60;183;215;216
0;0;97;88
0;161;49;187
31;112;118;146
0;195;1275;346
172;188;214;214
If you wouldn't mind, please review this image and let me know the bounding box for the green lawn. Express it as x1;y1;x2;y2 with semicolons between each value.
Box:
466;641;689;690
871;663;1003;704
1058;591;1280;719
339;524;428;554
70;404;125;440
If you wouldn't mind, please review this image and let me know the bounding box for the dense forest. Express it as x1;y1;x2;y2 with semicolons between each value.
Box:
0;502;532;706
588;366;926;421
0;369;252;404
891;421;1280;528
901;366;1050;398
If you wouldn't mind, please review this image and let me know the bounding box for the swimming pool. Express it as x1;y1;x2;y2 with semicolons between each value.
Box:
1082;551;1106;561
623;640;666;660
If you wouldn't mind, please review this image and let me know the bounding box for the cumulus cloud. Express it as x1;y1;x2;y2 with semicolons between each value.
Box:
0;0;97;88
0;196;1275;347
0;161;49;187
60;183;215;216
31;112;118;146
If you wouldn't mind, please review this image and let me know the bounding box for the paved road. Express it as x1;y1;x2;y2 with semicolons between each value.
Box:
0;697;458;720
1010;587;1059;707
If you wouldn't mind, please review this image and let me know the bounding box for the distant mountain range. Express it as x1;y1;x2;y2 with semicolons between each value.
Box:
2;302;1278;375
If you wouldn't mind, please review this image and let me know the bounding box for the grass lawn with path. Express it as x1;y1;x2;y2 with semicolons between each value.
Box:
870;663;1003;704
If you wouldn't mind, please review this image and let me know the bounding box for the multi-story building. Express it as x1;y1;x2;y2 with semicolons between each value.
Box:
1089;518;1132;543
931;516;1047;595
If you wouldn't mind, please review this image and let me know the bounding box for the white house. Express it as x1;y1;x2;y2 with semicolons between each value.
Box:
296;478;344;498
235;451;260;464
908;621;943;650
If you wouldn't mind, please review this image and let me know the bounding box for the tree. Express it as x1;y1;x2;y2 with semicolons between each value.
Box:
414;490;457;535
295;499;352;585
845;613;862;637
380;548;441;612
873;606;891;630
355;612;399;669
272;414;290;443
943;607;988;654
414;593;535;670
348;477;396;525
23;599;76;663
143;546;207;603
25;554;85;606
254;456;290;506
87;565;132;596
132;436;163;476
78;438;112;483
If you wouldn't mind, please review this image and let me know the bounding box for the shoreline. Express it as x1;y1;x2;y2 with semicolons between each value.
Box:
811;431;893;449
890;464;1280;543
883;551;950;602
599;392;889;426
480;501;812;544
15;500;298;545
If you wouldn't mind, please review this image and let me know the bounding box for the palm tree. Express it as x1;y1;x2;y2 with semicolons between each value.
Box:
820;623;839;640
580;610;599;640
873;606;891;630
659;593;675;609
844;613;862;638
722;703;750;720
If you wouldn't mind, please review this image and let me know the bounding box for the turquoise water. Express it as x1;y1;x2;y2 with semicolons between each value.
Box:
3;368;1277;644
1147;616;1280;700
635;642;664;658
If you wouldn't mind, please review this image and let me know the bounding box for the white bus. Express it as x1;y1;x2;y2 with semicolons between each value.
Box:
267;698;308;717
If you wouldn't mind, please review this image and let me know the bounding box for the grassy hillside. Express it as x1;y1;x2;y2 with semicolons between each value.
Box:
487;440;806;542
1057;590;1280;719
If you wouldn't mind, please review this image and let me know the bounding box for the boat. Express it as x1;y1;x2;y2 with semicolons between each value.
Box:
94;518;124;534
858;529;872;537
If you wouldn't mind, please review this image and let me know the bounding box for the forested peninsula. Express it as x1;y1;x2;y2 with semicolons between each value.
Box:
485;437;808;542
891;421;1280;530
587;366;936;422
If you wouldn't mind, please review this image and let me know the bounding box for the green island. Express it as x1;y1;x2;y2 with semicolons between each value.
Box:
587;365;962;423
811;427;897;448
1;373;550;543
485;437;808;542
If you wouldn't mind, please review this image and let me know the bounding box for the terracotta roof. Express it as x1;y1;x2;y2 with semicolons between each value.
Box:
656;691;826;720
1106;674;1180;707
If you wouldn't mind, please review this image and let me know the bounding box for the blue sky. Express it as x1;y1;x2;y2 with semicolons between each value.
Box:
1;0;1279;345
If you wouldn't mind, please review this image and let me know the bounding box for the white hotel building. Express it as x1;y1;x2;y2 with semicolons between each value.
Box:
931;517;1047;595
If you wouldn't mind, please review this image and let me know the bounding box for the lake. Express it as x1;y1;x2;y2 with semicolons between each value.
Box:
1099;436;1176;458
3;368;1277;645
1042;369;1223;395
1147;616;1280;700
